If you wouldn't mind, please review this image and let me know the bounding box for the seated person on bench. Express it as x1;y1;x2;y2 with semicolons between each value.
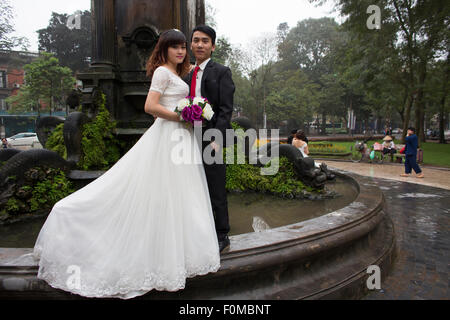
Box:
382;136;397;156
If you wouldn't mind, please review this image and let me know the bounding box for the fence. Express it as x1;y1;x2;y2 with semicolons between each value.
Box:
0;111;66;138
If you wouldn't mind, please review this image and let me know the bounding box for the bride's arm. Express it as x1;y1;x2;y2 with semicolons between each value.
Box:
304;143;309;155
144;91;180;122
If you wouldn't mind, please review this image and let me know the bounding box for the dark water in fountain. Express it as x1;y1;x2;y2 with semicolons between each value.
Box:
229;177;358;235
0;178;357;248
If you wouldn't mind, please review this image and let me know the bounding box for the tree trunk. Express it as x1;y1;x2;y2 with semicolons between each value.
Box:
321;112;326;135
439;108;446;144
37;101;40;118
402;93;414;143
347;94;352;134
415;60;428;143
439;56;450;144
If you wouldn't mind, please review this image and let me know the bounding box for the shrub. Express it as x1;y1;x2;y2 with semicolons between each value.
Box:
225;123;317;197
309;143;347;154
0;167;75;219
78;93;124;170
45;123;67;159
45;91;124;170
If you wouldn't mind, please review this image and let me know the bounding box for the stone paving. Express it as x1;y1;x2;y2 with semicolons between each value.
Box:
323;161;449;300
322;160;450;190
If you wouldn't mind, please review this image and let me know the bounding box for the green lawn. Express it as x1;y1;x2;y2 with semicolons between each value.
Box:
419;142;450;167
309;140;450;167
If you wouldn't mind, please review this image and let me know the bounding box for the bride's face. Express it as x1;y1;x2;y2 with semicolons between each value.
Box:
167;43;187;65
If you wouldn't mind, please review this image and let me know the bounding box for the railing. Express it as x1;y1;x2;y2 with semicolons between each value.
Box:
0;111;67;117
0;50;39;58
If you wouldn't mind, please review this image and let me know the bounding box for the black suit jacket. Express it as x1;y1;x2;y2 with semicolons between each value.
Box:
185;60;235;142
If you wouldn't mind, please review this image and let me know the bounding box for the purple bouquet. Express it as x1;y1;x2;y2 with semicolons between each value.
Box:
176;96;214;125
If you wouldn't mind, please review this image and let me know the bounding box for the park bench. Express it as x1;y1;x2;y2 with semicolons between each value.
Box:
379;144;423;164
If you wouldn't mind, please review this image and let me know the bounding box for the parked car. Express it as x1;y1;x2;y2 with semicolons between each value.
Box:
6;132;42;149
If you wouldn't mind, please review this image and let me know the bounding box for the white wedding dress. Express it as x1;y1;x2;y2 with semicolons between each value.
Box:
32;66;221;299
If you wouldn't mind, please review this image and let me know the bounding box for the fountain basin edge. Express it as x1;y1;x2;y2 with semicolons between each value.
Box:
0;172;396;300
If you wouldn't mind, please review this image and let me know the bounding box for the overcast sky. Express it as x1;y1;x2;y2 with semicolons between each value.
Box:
9;0;340;52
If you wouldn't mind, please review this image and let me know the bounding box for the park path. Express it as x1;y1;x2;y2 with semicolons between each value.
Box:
322;161;449;300
321;160;450;190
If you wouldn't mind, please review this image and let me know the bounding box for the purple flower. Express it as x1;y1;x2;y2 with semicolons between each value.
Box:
191;104;203;122
181;107;193;123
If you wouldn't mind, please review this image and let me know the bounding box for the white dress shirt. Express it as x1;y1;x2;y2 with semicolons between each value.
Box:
194;58;211;97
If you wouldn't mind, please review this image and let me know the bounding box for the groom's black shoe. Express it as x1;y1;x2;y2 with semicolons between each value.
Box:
219;236;230;253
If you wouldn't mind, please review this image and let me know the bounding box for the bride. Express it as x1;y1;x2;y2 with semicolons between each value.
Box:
32;29;221;299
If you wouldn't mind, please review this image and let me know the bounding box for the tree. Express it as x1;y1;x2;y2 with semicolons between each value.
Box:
332;16;405;134
311;0;450;142
279;18;341;76
265;69;320;130
205;0;218;29
425;56;450;144
7;53;75;116
0;0;29;50
391;0;449;142
37;11;92;73
278;18;345;134
236;33;278;128
213;36;232;66
5;85;35;113
276;22;289;48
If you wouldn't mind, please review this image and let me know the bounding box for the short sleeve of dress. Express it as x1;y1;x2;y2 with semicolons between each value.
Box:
150;67;170;94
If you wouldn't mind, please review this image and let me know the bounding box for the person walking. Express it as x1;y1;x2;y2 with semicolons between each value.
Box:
400;127;424;178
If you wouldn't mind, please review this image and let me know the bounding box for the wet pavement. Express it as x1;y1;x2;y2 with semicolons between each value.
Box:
322;160;450;190
324;162;449;300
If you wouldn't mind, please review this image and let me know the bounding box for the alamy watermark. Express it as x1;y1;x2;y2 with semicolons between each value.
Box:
366;265;381;290
170;126;280;175
367;5;381;30
66;11;82;30
66;265;81;290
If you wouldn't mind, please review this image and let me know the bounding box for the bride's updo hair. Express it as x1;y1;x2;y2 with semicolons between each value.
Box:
146;29;191;78
295;131;307;142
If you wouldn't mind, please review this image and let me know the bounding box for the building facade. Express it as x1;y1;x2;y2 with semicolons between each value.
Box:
0;50;41;138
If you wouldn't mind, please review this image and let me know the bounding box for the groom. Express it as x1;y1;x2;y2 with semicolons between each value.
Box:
186;25;235;253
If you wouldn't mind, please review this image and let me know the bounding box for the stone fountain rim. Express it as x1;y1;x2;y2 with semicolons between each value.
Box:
0;171;394;300
0;171;380;270
221;170;379;256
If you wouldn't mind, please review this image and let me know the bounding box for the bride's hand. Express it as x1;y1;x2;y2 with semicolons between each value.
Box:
173;112;182;122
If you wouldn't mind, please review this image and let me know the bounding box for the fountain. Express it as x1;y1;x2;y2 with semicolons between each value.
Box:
0;0;396;299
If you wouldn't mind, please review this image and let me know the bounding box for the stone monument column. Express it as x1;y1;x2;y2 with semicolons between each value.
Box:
78;0;205;139
90;0;116;70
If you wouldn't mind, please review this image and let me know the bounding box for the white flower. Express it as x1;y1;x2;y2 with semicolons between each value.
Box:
176;98;190;112
202;104;214;121
193;97;206;106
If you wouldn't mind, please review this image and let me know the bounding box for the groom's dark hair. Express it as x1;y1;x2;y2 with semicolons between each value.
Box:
191;25;216;45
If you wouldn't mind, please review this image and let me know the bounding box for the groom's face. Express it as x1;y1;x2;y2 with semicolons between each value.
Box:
191;31;215;64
